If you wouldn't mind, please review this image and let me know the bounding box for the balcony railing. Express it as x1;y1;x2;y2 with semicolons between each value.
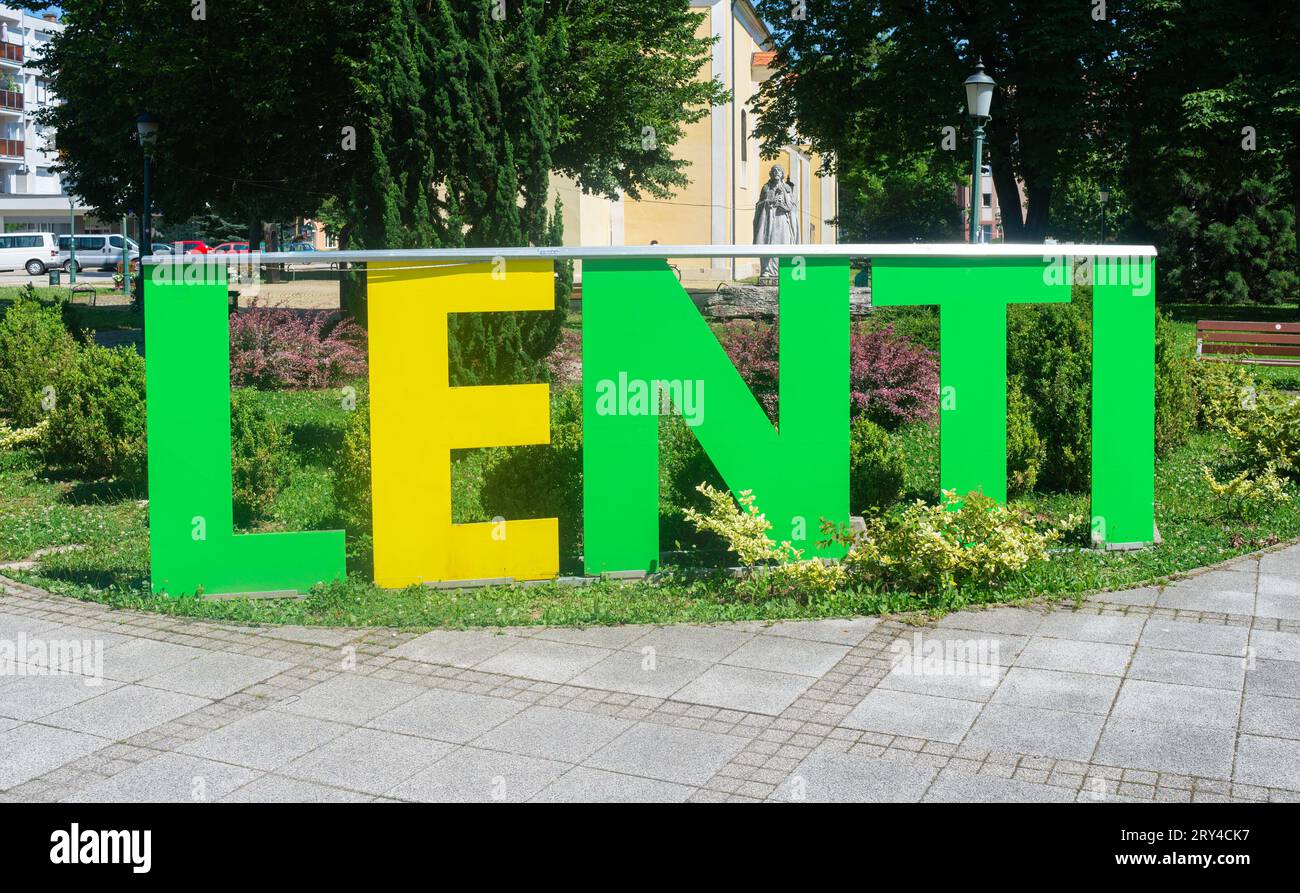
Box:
0;138;22;157
0;90;21;111
0;43;21;64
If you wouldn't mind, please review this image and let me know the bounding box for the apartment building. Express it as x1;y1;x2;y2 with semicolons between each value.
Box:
0;7;96;234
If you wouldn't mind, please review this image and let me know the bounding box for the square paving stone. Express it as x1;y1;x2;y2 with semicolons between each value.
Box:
1090;587;1159;607
476;639;612;684
0;723;107;789
100;639;207;683
1015;637;1133;677
471;705;630;764
1256;586;1300;622
1139;619;1249;656
62;752;260;803
1240;694;1300;740
530;767;695;803
922;766;1076;803
219;774;372;802
1259;548;1300;576
1258;574;1298;598
0;673;119;721
585;722;747;785
20;626;133;668
842;689;982;743
1154;586;1255;615
1233;735;1300;791
1112;679;1239;729
1250;629;1300;663
386;746;569;802
1127;647;1245;691
368;689;524;744
992;666;1121;715
280;673;424;724
1246;658;1300;698
963;703;1105;761
934;607;1044;636
44;684;209;740
672;663;813;715
258;626;362;647
532;625;650;649
623;624;753;662
773;748;937;803
179;709;350;771
760;618;880;647
1094;716;1235;778
570;649;709;698
722;635;850;677
282;727;454;795
1036;612;1146;645
388;629;517;668
0;611;59;640
1176;570;1259;592
141;651;291;699
877;654;1005;702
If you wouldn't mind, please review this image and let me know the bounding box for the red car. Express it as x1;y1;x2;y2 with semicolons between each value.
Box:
171;240;210;254
211;241;251;254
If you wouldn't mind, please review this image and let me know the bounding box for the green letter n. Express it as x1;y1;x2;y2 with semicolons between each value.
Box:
582;257;848;574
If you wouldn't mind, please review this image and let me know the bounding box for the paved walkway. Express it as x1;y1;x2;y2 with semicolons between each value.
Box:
1;544;1297;803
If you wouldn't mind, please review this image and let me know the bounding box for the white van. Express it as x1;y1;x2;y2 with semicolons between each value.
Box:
0;232;59;275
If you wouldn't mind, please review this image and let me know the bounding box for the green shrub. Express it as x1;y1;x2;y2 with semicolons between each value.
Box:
42;344;147;483
230;389;294;526
1008;299;1092;492
1006;376;1045;497
480;386;584;561
657;412;726;549
1154;312;1196;456
894;420;940;502
848;417;905;515
332;403;372;534
0;289;79;426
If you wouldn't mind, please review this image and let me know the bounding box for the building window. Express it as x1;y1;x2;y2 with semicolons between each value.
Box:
740;110;748;162
982;192;992;208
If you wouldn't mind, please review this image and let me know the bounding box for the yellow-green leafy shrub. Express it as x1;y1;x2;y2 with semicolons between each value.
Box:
1202;463;1291;520
682;483;845;598
844;491;1062;592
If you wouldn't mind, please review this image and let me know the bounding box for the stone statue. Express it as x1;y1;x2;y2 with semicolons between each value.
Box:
753;163;798;283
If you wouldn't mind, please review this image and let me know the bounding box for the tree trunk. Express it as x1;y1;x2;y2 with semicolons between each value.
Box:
1023;183;1053;243
991;159;1027;241
1293;160;1300;320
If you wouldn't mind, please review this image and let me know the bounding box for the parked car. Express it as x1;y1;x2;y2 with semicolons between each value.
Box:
150;243;174;255
57;234;140;273
169;240;210;255
0;232;60;275
211;241;250;254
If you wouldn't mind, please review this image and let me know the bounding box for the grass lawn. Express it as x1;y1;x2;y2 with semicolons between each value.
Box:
2;377;1295;628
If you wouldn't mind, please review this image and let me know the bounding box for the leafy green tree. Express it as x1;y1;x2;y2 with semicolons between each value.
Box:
751;0;1116;242
30;0;726;376
837;154;962;242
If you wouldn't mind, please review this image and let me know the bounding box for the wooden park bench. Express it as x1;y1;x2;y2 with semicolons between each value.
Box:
1196;319;1300;366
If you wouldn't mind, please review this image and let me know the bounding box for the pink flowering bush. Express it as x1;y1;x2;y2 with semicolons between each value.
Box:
715;320;937;429
229;304;368;389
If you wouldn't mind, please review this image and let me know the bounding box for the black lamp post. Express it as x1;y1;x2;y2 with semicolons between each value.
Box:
963;60;996;244
135;113;159;260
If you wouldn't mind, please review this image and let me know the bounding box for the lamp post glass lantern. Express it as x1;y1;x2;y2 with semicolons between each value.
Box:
135;113;159;261
964;60;996;244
